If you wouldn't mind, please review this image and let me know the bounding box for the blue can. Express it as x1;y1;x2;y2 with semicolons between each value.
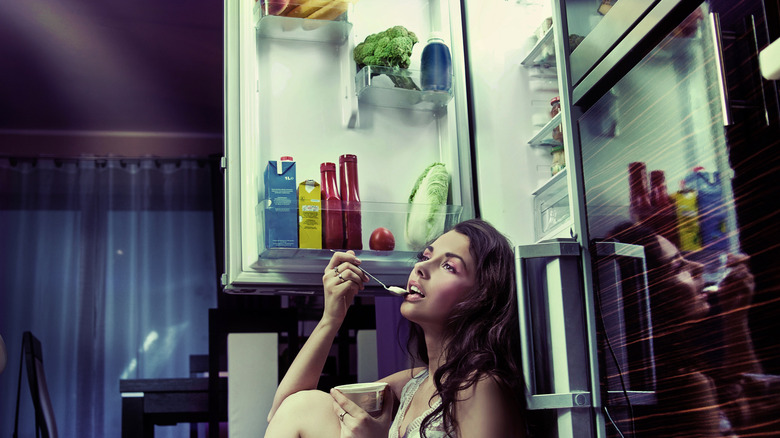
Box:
421;33;452;92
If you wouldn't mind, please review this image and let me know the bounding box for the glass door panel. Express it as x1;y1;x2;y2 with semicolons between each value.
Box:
577;4;778;437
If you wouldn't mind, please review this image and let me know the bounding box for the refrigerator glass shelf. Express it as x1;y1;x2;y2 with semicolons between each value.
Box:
254;14;352;44
532;166;567;196
528;112;562;146
356;66;454;110
521;26;556;68
255;201;463;263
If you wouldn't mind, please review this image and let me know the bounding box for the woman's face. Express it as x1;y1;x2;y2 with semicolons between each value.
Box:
400;230;476;330
654;235;709;320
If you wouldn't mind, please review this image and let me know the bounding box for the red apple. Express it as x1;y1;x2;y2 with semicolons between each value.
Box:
369;227;395;251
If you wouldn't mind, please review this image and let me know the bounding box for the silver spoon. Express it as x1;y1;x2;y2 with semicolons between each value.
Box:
329;249;407;295
357;266;408;296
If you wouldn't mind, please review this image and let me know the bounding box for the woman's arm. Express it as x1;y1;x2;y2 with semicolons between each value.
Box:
267;251;369;421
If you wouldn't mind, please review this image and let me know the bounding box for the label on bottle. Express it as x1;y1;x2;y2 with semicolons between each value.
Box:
672;191;702;251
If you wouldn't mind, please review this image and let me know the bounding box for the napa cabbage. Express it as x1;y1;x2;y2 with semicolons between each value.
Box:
405;163;450;250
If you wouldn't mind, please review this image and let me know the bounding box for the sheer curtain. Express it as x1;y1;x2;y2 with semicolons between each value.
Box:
0;157;218;437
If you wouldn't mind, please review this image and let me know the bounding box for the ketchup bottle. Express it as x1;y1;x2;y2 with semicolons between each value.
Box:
628;162;652;223
320;162;344;249
339;154;362;250
649;170;681;247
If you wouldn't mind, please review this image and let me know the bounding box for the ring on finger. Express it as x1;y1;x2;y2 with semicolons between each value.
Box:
338;273;345;282
339;411;347;422
334;266;340;274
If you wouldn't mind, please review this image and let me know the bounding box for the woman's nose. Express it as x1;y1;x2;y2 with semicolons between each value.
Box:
414;260;430;278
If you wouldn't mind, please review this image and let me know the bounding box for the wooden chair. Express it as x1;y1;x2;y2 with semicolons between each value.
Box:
13;331;58;438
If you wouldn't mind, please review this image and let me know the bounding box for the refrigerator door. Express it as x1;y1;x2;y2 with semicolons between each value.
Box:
224;0;475;294
577;3;780;436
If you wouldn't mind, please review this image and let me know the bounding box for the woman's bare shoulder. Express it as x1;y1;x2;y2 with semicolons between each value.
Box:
456;374;526;437
377;367;426;400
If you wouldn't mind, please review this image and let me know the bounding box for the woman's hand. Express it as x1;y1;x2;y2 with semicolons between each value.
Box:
322;251;369;324
330;387;394;438
718;253;755;316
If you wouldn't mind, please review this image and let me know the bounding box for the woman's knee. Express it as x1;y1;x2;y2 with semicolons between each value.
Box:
278;390;332;414
267;390;340;438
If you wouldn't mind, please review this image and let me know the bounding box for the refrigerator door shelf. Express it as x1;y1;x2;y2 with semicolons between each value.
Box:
255;200;462;257
572;0;702;104
521;25;556;68
356;66;453;111
528;112;563;147
255;11;352;44
533;168;571;242
567;0;657;86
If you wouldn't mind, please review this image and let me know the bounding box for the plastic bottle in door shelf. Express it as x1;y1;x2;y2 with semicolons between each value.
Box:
628;162;652;223
320;162;343;250
421;32;452;93
647;170;681;247
339;154;362;250
550;97;563;143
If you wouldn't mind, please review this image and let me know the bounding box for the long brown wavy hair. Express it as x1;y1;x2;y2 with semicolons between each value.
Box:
406;219;526;437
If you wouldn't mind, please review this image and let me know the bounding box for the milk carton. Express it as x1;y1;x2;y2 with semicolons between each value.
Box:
298;180;322;249
264;157;297;248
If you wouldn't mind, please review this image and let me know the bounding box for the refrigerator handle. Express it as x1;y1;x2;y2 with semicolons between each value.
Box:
709;12;733;127
515;240;592;410
515;250;536;400
749;14;773;127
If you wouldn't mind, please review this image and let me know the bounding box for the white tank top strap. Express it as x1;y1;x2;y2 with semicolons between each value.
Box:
388;369;448;438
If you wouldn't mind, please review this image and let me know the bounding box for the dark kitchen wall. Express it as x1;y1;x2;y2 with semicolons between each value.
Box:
0;0;224;157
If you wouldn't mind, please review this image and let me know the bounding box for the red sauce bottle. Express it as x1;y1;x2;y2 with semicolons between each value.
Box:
339;154;362;250
320;162;344;249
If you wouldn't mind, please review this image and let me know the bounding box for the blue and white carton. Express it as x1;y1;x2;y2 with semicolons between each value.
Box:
264;158;298;248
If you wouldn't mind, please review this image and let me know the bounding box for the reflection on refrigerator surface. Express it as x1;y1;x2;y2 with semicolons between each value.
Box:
580;5;779;437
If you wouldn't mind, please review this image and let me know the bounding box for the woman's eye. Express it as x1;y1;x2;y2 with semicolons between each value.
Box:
416;251;430;262
442;262;456;272
670;258;684;274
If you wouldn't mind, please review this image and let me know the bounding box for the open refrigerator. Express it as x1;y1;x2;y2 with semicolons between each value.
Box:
223;0;780;436
224;0;478;293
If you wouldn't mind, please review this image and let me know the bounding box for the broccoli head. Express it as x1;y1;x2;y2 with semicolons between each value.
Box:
354;26;418;69
354;26;420;90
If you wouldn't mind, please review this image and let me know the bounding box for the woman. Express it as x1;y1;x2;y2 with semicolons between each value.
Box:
609;222;762;437
265;219;527;438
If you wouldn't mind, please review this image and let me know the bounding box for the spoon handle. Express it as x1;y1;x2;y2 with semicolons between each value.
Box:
358;266;387;288
329;250;404;295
